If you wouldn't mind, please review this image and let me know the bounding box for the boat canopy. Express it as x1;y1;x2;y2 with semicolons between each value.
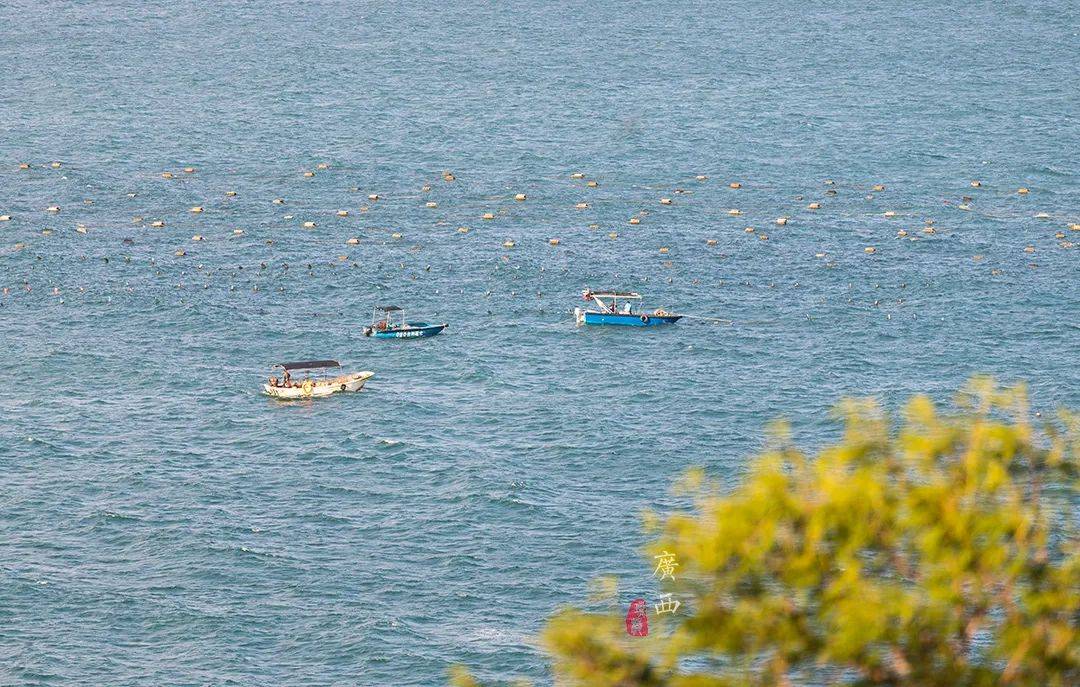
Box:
586;290;642;299
375;305;403;312
275;360;341;371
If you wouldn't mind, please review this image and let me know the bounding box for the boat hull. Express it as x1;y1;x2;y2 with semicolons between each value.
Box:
580;311;682;327
368;322;447;339
263;371;374;399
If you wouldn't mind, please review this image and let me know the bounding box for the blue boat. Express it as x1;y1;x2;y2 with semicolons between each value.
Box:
363;305;448;339
575;290;682;327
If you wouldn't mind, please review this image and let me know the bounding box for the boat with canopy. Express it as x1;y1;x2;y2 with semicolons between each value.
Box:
574;289;682;327
263;360;374;399
363;305;448;339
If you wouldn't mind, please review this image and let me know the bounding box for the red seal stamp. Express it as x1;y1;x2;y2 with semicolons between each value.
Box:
625;598;649;637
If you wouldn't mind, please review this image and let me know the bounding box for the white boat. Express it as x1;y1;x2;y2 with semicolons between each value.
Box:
263;360;374;399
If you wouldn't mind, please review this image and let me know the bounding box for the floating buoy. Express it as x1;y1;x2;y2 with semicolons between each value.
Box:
808;202;821;210
346;237;359;245
425;201;438;208
660;198;672;205
958;204;971;211
884;211;896;217
192;234;204;241
872;184;885;191
233;229;244;235
175;249;186;256
1024;245;1035;253
608;232;618;239
42;228;53;235
897;229;908;237
575;202;589;209
514;193;527;201
1034;212;1050;219
51;161;62;169
729;182;741;189
337;210;349;217
816;252;826;257
273;198;285;205
503;240;515;248
570;172;585;179
443;171;456;182
189;206;203;213
76;225;87;234
457;226;470;234
659;246;669;254
225;191;237;197
728;208;742;216
368;194;380;201
586;180;598;188
392;232;403;239
865;246;876;254
151;220;165;227
1055;231;1065;239
970;180;981;188
696;175;708;181
303;171;315;177
303;221;316;228
183;167;196;174
744;227;755;233
706;238;717;246
629;217;641;225
46;205;60;213
283;214;294;220
161;171;174;179
775;217;788;225
1069;224;1080;231
482;212;495;220
549;238;560;246
316;162;329;170
0;215;10;221
1018;187;1029;194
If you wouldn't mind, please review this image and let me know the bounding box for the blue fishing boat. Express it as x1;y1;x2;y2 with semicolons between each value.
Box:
363;305;448;339
575;290;682;327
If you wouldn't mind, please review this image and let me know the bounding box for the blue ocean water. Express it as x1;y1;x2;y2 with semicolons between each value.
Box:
1;1;1078;684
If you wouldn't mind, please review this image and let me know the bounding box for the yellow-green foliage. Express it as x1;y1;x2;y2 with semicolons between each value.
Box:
463;380;1079;687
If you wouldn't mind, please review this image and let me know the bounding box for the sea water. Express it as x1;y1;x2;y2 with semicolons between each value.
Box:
1;1;1078;685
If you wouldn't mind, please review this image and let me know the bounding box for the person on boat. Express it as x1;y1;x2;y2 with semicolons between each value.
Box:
282;369;292;387
268;376;278;387
621;302;632;314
